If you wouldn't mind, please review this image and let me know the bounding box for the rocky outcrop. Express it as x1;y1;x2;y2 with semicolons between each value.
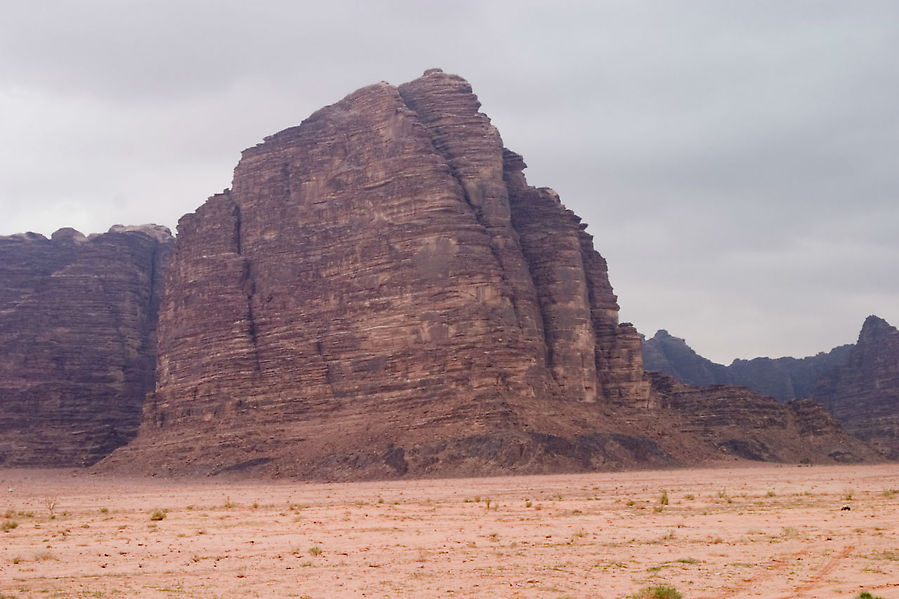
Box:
0;225;173;466
643;317;898;459
648;373;877;464
814;316;899;459
103;70;660;478
643;329;853;400
95;69;873;479
727;350;854;403
642;330;734;388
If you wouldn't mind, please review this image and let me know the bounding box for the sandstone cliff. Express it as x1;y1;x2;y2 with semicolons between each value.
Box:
648;373;875;464
643;317;897;459
104;69;654;478
0;225;173;466
101;70;874;479
814;316;899;459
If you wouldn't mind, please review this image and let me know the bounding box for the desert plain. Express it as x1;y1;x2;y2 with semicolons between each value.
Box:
0;464;896;598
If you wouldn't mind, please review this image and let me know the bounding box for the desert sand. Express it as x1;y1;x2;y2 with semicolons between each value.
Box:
1;464;896;598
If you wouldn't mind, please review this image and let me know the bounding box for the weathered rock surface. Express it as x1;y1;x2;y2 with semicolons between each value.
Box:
103;69;655;478
100;70;874;479
643;329;853;400
642;330;734;387
814;316;899;459
643;317;898;459
648;373;877;464
0;226;173;466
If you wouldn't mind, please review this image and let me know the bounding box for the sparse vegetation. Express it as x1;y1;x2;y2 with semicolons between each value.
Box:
44;497;58;519
1;466;893;595
629;583;682;598
33;550;56;561
149;509;167;521
1;519;18;532
857;592;884;599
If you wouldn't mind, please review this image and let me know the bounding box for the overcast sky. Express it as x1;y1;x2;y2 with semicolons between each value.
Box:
1;1;896;363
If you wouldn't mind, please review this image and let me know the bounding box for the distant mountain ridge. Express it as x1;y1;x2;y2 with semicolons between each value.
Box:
814;316;899;459
643;329;853;401
643;316;899;458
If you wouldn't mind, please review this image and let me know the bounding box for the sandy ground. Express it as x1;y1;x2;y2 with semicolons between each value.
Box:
0;464;896;598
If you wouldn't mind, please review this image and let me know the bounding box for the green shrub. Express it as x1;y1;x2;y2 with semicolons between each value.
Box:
629;584;682;599
149;509;167;521
1;519;18;532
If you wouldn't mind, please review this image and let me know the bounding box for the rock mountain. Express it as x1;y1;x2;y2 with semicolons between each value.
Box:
0;70;878;477
101;69;875;478
815;317;899;459
644;316;899;459
0;226;173;466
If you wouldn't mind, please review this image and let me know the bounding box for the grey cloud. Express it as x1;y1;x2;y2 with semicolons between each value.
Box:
1;0;896;362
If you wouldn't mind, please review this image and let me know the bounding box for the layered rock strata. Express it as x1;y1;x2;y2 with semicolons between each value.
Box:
104;70;872;479
814;316;899;459
0;225;173;466
648;373;877;464
643;317;898;458
111;70;657;477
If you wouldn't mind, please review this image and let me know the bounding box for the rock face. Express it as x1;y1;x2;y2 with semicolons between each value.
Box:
101;70;874;479
643;317;898;459
642;330;734;388
643;329;853;401
648;373;876;464
814;316;899;459
0;225;173;466
107;69;652;478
